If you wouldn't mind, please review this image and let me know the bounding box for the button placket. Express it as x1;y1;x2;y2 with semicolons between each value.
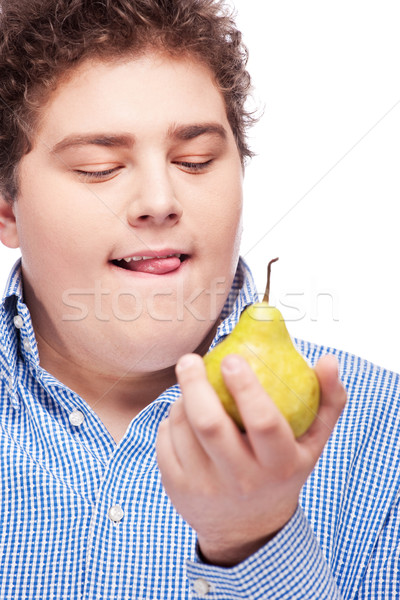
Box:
22;339;32;353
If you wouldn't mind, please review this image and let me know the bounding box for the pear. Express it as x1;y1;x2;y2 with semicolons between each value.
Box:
204;258;320;437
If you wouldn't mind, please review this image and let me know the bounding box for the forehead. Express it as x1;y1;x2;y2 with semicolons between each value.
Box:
33;52;231;147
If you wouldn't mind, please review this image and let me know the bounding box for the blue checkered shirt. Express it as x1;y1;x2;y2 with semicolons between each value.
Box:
0;258;399;599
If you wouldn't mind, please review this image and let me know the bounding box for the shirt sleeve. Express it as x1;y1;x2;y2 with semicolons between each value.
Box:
185;505;342;599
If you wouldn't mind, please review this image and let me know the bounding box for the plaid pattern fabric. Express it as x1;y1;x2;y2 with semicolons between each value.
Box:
0;258;399;598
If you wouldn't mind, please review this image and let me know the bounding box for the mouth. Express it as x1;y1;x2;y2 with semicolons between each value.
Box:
110;252;189;275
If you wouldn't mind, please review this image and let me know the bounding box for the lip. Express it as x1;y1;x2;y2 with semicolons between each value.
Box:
109;257;189;278
109;248;190;278
111;248;188;262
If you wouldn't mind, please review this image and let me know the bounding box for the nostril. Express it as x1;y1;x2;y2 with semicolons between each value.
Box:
137;213;178;222
130;211;181;226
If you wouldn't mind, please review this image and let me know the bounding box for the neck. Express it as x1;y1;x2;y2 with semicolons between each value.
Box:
33;321;218;443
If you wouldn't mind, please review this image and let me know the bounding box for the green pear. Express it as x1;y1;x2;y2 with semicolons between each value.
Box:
204;259;320;437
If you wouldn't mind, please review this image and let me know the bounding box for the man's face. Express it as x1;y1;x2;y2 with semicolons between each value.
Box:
11;52;243;375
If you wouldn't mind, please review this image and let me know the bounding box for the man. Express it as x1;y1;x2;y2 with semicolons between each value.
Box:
0;1;397;598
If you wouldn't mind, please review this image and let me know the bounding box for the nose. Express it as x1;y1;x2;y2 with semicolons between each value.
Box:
126;164;183;228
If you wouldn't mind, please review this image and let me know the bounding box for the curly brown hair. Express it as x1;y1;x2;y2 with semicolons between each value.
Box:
0;0;256;203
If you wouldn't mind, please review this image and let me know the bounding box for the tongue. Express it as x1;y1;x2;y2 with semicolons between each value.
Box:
128;256;182;274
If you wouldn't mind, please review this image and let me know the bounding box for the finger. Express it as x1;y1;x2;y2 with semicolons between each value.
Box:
298;354;347;457
221;354;297;469
166;395;211;473
156;413;185;487
175;353;253;471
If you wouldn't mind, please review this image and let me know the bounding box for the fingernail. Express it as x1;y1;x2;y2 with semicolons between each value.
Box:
221;354;243;374
176;354;197;372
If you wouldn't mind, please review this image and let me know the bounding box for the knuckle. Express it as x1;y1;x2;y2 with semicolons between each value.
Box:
277;461;297;482
232;475;255;500
161;468;186;494
198;478;221;499
193;412;222;437
170;410;186;428
249;409;282;436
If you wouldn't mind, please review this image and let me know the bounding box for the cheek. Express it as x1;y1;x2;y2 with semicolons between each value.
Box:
192;162;243;220
203;176;243;249
14;188;96;293
199;198;243;289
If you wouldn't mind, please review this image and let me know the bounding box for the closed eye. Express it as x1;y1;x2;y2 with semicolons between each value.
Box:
175;160;213;173
75;167;122;181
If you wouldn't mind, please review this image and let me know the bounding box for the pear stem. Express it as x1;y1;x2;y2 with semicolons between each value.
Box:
263;257;279;303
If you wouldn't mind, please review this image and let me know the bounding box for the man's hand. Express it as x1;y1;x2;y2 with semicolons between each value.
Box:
156;352;346;567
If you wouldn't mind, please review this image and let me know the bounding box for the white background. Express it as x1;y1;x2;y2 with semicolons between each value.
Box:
1;0;399;372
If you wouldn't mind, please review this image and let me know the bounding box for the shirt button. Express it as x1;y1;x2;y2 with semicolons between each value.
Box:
23;339;32;353
13;315;23;329
69;409;85;427
108;505;124;522
192;578;211;596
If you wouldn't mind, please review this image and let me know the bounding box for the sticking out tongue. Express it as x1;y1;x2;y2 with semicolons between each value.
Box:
127;256;182;274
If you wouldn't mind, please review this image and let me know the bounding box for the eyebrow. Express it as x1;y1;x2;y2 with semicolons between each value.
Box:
168;123;228;142
51;134;134;154
51;123;227;154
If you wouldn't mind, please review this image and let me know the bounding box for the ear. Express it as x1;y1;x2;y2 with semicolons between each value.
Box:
0;195;19;249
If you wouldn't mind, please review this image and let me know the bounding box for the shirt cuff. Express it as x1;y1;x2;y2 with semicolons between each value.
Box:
186;505;342;599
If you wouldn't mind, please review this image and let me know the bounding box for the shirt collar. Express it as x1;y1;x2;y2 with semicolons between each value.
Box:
211;256;258;347
1;259;41;406
1;257;23;303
